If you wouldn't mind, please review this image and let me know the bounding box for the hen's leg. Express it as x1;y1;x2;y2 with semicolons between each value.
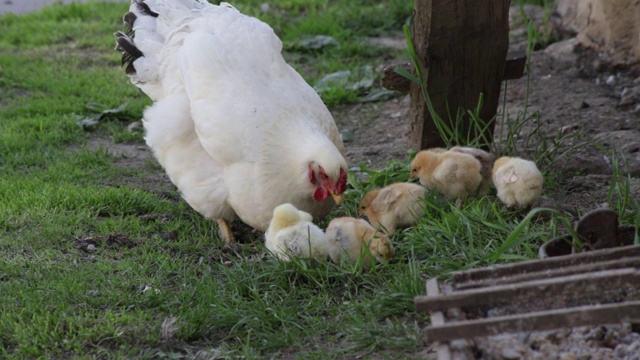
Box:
216;218;236;245
455;196;466;209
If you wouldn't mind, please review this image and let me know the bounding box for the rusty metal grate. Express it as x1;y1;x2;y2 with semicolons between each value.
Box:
414;208;640;360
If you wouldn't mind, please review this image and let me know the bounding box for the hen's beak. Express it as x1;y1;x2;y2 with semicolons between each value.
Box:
330;192;343;206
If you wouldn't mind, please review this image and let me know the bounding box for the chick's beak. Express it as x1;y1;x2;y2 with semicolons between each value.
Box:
330;191;343;206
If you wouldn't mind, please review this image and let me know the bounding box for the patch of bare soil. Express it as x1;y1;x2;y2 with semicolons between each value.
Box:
333;94;411;169
77;135;178;200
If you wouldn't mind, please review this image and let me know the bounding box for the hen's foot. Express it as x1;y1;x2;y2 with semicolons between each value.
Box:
216;218;236;247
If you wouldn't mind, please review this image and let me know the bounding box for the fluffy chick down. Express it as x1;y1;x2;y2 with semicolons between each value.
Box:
410;148;483;206
264;203;329;261
359;182;426;235
492;156;543;209
325;217;394;267
449;146;495;192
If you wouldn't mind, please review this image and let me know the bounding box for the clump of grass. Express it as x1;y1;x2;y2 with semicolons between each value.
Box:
601;149;640;238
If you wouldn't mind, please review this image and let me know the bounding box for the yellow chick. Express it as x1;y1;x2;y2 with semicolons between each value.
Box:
325;217;394;267
358;182;426;235
492;156;543;209
264;203;329;261
410;148;483;207
449;146;495;193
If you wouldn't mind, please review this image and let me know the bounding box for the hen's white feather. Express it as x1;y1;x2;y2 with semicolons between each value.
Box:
121;0;347;231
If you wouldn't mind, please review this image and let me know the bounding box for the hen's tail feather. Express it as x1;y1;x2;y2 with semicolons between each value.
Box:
133;0;158;17
123;11;137;36
114;31;143;75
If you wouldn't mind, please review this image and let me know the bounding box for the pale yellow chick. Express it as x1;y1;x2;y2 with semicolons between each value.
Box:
410;149;483;207
358;182;426;235
449;146;495;192
492;156;543;209
264;203;329;261
325;217;394;267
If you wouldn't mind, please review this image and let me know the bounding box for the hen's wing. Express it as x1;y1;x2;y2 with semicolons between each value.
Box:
174;4;343;165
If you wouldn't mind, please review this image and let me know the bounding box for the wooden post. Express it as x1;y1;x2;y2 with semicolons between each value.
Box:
408;0;510;150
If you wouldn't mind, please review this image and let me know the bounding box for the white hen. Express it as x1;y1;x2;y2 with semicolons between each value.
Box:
264;203;329;261
114;0;348;244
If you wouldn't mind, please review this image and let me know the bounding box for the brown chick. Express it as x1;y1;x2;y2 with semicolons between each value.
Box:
492;156;543;209
410;149;482;207
325;217;394;267
358;182;426;235
449;146;495;193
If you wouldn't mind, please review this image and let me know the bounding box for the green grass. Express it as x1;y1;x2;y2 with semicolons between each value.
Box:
1;0;638;358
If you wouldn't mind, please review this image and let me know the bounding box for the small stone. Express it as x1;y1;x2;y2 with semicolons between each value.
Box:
614;344;628;358
86;244;96;252
538;342;560;359
628;340;640;352
593;59;606;73
585;326;607;342
543;38;579;65
565;68;580;78
127;121;142;133
619;85;640;107
570;349;592;360
561;124;580;133
340;129;354;142
559;352;577;360
500;347;522;360
623;143;640;154
605;75;616;86
260;3;269;12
